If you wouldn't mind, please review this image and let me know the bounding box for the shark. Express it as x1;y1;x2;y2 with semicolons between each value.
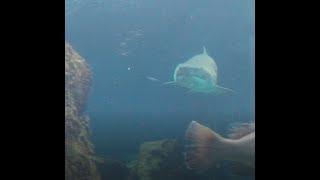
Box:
164;47;234;95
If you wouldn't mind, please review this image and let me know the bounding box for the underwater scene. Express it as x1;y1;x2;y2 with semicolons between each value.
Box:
65;0;255;180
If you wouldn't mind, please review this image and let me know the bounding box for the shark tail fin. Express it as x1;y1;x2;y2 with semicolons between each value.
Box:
185;121;230;170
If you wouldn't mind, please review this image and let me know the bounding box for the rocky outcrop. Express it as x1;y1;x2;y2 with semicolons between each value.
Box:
65;42;100;180
127;139;239;180
129;139;193;180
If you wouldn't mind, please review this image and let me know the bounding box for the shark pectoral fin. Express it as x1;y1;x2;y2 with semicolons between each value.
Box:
162;81;176;86
186;89;197;94
212;85;236;95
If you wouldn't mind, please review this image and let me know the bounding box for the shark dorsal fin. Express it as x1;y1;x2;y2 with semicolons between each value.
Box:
203;46;207;55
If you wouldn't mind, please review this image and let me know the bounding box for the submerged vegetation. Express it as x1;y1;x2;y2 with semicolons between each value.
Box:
132;139;183;180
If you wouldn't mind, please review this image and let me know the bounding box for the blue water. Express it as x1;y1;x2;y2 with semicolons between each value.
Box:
66;0;254;175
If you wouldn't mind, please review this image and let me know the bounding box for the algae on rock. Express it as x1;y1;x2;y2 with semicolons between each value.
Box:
129;139;229;180
98;158;130;180
65;42;100;180
130;139;191;180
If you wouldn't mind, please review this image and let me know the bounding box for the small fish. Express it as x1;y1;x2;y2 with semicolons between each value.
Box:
185;121;255;172
146;76;159;82
121;51;129;56
135;33;143;36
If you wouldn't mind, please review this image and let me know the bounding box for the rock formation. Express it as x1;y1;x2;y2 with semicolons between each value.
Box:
65;42;100;180
129;139;192;180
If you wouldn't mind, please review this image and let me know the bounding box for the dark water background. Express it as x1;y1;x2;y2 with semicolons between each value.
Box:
66;0;254;167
